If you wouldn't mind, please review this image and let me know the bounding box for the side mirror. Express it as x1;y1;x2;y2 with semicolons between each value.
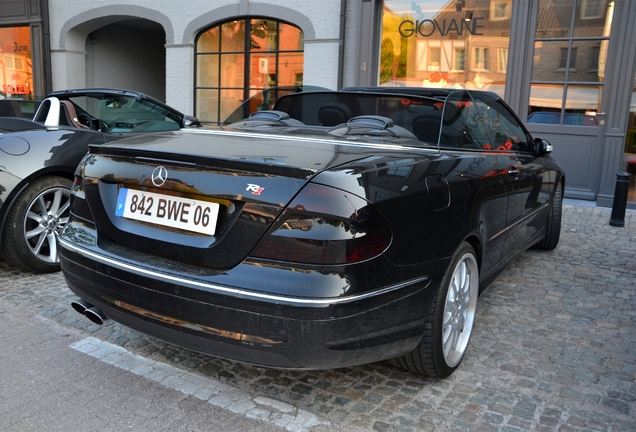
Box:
534;137;553;157
183;115;201;127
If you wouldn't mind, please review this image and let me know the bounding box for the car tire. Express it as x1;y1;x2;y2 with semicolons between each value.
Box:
534;182;563;250
392;242;479;378
1;176;72;273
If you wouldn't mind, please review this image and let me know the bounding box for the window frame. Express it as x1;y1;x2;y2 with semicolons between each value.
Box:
194;17;304;125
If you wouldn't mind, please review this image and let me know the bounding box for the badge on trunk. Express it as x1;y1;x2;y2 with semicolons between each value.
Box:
152;166;168;187
246;184;265;195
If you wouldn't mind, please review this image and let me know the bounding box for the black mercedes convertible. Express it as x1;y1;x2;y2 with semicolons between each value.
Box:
59;88;564;378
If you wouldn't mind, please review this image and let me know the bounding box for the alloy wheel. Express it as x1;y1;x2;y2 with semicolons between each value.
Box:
23;187;71;264
442;252;479;367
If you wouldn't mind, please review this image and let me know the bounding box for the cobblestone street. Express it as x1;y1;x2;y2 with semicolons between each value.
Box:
1;203;635;431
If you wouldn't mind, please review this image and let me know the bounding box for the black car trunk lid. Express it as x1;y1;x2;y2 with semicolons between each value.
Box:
80;130;367;271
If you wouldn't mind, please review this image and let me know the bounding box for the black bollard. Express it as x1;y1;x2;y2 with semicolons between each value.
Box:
609;172;631;227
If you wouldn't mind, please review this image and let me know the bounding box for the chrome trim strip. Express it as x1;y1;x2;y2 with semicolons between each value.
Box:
488;202;549;243
106;297;283;344
182;128;440;154
58;237;429;306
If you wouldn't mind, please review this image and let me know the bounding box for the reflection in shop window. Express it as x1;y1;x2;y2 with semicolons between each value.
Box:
497;49;508;73
581;0;604;19
490;0;511;21
558;47;577;71
5;55;24;70
0;26;34;99
416;41;443;72
380;1;510;96
588;46;600;72
473;48;489;71
528;0;613;125
428;46;441;71
453;48;465;71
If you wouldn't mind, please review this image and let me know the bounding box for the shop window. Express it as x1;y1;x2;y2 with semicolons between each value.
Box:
529;0;613;125
0;26;34;98
380;1;510;96
195;18;304;124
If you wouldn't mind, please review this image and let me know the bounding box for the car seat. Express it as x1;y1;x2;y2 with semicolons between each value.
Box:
318;103;353;126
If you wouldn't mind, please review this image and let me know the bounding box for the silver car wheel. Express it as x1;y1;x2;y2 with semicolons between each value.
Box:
23;187;71;264
442;252;479;368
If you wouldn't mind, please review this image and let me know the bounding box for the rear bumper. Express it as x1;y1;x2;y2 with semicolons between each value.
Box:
58;237;440;370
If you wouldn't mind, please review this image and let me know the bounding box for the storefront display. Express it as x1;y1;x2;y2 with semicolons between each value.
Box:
378;0;636;208
0;26;34;100
0;0;47;112
380;0;511;97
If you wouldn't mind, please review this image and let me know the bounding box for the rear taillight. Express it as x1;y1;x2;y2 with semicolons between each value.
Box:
249;184;392;264
69;158;92;221
71;155;91;199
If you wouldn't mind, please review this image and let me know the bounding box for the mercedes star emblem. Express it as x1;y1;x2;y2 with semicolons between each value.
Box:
151;166;168;187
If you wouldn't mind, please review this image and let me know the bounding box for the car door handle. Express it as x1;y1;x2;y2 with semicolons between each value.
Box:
507;166;521;176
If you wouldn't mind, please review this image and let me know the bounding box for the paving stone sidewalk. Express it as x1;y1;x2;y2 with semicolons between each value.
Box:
1;203;635;431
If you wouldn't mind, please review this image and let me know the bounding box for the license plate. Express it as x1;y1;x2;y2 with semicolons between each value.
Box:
115;188;219;235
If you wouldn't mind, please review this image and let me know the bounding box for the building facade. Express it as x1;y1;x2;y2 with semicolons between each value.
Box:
3;0;636;208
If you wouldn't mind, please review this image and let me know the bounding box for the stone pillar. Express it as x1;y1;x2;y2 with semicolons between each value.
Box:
165;43;195;115
50;31;87;91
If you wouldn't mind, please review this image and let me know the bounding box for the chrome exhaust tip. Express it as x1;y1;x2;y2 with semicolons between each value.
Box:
84;307;109;325
70;299;93;315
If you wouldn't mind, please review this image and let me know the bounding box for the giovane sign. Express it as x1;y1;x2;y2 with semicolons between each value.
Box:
398;18;484;37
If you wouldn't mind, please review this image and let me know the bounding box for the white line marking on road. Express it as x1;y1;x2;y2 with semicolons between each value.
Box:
70;337;328;431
